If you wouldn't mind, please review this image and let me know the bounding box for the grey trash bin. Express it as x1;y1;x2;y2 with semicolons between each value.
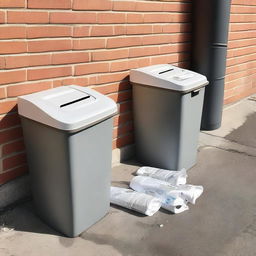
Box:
18;85;117;237
130;64;208;170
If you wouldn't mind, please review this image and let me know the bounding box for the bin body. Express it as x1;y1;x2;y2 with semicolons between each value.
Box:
133;83;205;170
18;85;117;237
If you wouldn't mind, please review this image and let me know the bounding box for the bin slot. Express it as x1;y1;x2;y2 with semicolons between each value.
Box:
60;96;91;108
159;68;174;74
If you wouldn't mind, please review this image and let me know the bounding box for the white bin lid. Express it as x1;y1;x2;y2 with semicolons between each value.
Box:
18;85;118;131
130;64;208;92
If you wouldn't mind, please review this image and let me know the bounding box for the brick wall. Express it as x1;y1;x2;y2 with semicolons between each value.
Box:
0;0;192;184
0;0;255;185
225;0;256;104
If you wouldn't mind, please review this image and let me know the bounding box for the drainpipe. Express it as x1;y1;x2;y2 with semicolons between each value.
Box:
191;0;231;130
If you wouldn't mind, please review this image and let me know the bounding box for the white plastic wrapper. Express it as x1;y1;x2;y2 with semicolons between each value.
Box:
163;203;189;214
110;186;161;216
136;166;187;185
130;176;203;205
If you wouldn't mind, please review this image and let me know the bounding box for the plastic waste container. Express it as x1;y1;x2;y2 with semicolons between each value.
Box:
130;64;208;170
18;85;117;237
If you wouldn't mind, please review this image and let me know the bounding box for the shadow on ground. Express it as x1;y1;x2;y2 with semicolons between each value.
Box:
0;200;61;236
225;112;256;148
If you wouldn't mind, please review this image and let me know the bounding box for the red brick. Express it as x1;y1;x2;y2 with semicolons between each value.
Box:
162;23;191;33
73;26;90;37
98;13;126;24
0;0;25;8
27;26;72;39
109;90;132;103
0;41;27;54
75;62;109;76
0;11;4;23
227;53;256;67
228;38;256;49
231;5;256;14
112;1;136;11
2;140;25;156
126;25;153;35
92;49;129;61
93;81;131;95
229;31;256;41
0;87;6;99
126;14;144;23
171;33;191;43
3;152;27;171
114;26;126;35
0;70;26;85
0;113;20;130
113;134;134;149
28;0;71;9
73;77;90;86
0;57;5;69
110;59;139;72
5;54;51;69
113;112;133;127
232;0;256;5
150;54;179;66
137;57;151;68
152;25;163;34
73;38;105;50
28;39;72;53
28;66;72;81
96;71;129;85
0;165;28;185
50;12;96;24
107;37;142;48
119;101;132;113
142;35;172;45
0;26;26;39
129;46;160;58
144;13;171;23
230;23;256;32
227;46;256;58
52;52;89;65
230;14;256;23
73;0;111;10
159;43;191;54
90;26;114;37
226;61;256;75
226;68;256;83
136;1;163;11
145;13;191;23
162;2;191;12
7;81;52;97
0;127;23;144
113;122;133;139
8;11;49;24
0;101;17;115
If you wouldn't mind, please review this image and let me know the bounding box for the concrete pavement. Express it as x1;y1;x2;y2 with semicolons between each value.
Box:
0;95;256;256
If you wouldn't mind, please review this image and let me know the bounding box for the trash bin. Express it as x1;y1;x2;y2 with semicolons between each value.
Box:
130;64;208;170
18;85;117;237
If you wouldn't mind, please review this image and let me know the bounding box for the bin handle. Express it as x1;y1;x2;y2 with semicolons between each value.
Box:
191;89;200;97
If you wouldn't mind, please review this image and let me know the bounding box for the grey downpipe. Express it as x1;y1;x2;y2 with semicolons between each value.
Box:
191;0;231;130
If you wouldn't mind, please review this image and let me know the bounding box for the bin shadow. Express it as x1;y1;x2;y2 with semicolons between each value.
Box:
0;199;63;237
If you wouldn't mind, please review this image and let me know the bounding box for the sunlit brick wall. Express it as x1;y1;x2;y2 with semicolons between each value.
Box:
225;0;256;104
0;0;192;184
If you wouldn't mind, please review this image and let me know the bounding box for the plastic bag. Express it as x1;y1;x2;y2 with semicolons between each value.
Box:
130;176;188;213
130;176;203;205
136;166;187;185
110;186;162;216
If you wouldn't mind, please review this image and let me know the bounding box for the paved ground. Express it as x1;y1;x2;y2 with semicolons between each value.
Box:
0;96;256;256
